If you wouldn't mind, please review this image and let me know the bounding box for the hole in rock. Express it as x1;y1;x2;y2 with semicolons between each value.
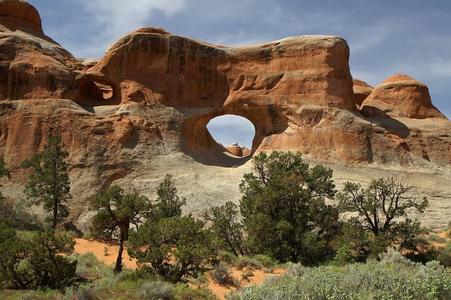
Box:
79;79;117;106
93;81;113;100
206;115;255;158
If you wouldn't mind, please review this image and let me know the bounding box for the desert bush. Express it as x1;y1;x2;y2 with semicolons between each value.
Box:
64;284;97;300
73;252;110;278
172;283;218;300
237;256;262;270
0;228;76;290
211;263;239;287
228;259;451;300
241;269;254;281
139;280;174;300
438;243;451;267
252;254;278;268
284;263;307;277
128;215;219;283
219;251;240;265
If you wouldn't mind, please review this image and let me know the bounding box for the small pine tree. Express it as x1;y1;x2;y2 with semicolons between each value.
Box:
0;157;9;202
21;135;71;229
203;201;245;256
89;185;152;274
337;176;429;259
153;174;186;221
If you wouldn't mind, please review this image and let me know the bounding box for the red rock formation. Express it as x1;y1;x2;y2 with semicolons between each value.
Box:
0;0;42;33
361;74;444;119
0;0;85;101
352;78;373;108
0;1;450;230
225;144;244;157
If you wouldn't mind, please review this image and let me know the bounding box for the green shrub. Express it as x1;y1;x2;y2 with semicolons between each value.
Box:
139;281;174;300
73;252;110;278
438;243;451;267
172;283;218;300
219;251;240;265
241;269;254;281
65;284;97;300
251;254;278;268
228;259;451;300
237;256;262;270
211;263;239;287
0;229;76;290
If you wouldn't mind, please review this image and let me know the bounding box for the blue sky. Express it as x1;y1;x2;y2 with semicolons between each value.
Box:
28;0;451;148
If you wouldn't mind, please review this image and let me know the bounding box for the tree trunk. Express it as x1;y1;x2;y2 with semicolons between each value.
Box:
114;239;123;274
52;200;58;229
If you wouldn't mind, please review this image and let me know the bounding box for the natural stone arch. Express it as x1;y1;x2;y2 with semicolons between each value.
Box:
207;114;255;157
78;75;121;106
182;102;288;166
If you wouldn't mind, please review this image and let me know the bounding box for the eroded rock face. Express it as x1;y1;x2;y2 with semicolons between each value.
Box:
352;78;373;107
0;1;450;231
0;0;85;101
361;74;444;119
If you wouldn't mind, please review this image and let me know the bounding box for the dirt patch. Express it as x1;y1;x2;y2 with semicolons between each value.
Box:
73;238;137;269
72;238;284;299
207;267;285;299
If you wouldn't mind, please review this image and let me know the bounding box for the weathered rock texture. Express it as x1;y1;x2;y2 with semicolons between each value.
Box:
352;78;373;107
0;1;450;232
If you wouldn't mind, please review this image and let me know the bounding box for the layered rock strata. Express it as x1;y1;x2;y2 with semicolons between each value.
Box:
0;1;450;231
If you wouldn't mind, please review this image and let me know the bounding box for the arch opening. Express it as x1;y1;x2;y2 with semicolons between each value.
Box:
78;78;120;106
206;114;255;158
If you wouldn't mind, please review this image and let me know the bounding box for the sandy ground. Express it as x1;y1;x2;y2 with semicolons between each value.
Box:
73;238;137;269
72;238;283;299
206;267;285;299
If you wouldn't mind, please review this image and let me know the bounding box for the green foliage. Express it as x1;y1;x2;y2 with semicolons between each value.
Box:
21;135;71;229
0;157;10;200
89;185;152;274
138;280;174;299
438;243;451;267
0;157;8;174
237;256;262;270
204;201;245;256
152;174;186;221
219;251;240;265
239;151;339;264
128;215;219;283
0;226;76;290
337;176;429;260
211;262;238;287
251;254;278;268
0;197;43;231
73;252;110;278
228;259;451;300
0;158;13;224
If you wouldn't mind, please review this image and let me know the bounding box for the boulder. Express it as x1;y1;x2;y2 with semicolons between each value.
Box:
361;74;444;119
352;78;373;108
0;0;85;101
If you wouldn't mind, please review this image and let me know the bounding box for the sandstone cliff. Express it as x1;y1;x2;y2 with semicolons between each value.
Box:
0;1;450;232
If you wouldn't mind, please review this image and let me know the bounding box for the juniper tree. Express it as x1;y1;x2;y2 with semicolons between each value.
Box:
337;176;429;259
89;185;152;274
21;135;71;229
239;151;339;264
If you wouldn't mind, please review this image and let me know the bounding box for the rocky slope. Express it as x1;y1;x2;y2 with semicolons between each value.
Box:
0;1;450;232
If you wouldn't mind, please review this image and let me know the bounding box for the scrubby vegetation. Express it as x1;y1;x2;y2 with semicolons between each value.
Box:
228;250;451;299
3;148;451;299
89;185;152;274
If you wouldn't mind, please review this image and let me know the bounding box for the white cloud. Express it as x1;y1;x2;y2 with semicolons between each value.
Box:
83;0;186;49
